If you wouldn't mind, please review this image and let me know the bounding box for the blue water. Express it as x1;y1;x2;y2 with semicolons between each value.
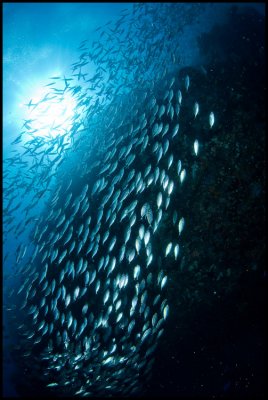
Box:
3;2;265;397
3;2;264;153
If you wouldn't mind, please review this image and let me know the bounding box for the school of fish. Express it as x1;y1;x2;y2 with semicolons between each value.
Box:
4;3;216;397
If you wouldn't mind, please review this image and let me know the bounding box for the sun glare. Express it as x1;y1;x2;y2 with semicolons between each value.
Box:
23;84;77;140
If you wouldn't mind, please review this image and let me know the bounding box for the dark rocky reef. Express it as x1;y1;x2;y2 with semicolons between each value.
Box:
148;5;266;398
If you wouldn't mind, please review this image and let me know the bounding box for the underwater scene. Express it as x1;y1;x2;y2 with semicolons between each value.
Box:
3;2;266;398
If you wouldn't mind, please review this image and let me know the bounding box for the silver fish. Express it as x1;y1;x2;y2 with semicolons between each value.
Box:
209;111;215;128
185;75;190;91
194;139;199;156
193;102;199;118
